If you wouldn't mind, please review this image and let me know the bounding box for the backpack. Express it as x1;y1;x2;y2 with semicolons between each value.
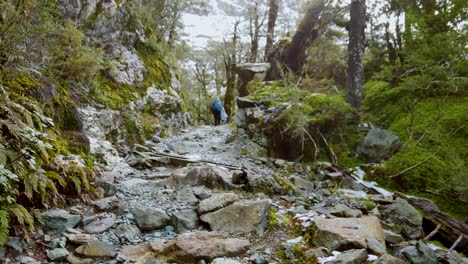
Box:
211;100;222;112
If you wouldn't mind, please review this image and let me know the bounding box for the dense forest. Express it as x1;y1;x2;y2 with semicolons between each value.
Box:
0;0;466;263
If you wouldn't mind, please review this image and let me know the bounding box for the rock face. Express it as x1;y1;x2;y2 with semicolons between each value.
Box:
310;216;386;252
161;231;250;262
131;207;170;231
356;128;401;162
200;200;270;234
42;209;81;235
236;63;270;96
381;197;423;240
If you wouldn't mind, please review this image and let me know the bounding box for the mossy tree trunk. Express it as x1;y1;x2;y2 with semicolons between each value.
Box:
346;0;366;110
264;0;279;62
266;1;325;80
223;20;240;122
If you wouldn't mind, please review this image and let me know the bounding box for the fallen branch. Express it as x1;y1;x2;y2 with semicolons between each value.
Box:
449;235;463;253
303;128;318;167
389;149;441;178
424;224;441;241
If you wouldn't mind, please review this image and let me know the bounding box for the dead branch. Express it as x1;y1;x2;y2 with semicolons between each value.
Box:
449;235;463;252
303;128;318;167
389;148;441;178
424;224;441;241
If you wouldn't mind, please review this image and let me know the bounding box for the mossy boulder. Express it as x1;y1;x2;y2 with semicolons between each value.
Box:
356;128;401;163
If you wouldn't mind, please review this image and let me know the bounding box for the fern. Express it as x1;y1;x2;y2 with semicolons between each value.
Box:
9;204;34;231
0;209;9;245
45;171;66;186
69;175;81;193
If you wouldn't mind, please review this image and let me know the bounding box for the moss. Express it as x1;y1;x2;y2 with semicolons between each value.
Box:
267;207;279;227
90;75;139;110
137;44;171;89
5;75;42;94
273;174;296;193
363;80;468;218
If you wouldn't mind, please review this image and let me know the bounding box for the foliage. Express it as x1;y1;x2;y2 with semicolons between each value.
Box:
0;87;95;244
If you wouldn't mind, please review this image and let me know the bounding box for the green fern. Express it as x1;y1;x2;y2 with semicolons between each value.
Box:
0;209;9;245
9;204;34;231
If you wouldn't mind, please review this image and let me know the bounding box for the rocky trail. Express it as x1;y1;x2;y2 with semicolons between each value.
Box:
5;125;467;264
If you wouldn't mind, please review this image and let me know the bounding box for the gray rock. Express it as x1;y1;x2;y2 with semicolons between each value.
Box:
304;247;329;258
310;216;386;252
329;249;368;264
375;254;407;264
250;253;267;264
64;233;98;245
75;241;116;258
176;187;199;205
383;229;404;244
120;178;148;188
329;204;363;218
114;224;141;241
16;256;41;264
212;258;242;264
42;209;80;235
236;63;270;96
84;214;116;234
47;248;69;261
325;172;343;182
356;128;401;162
400;240;437;264
97;181;117;197
381;197;422;240
131;207;170;231
48;237;66;249
198;193;239;214
291;176;315;191
5;237;22;253
232;170;248;184
170;209;199;233
367;238;386;255
200;200;270;235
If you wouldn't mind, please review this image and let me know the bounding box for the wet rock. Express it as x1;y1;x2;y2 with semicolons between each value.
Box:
198;193;239;214
200;200;270;235
329;204;363;218
381;197;422;240
356;128;401;163
75;241;116;258
42;209;80;235
328;249;368;264
400;240;437;264
310;216;386;252
114;224;141;241
131;207;170;231
170;209;199;233
84;214;116;234
47;248;69;261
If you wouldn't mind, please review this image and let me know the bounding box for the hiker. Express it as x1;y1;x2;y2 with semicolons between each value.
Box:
210;98;222;126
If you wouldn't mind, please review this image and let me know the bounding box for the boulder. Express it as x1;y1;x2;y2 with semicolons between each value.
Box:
400;240;437;264
75;241;116;258
235;63;270;96
131;207;170;231
170;209;199;233
304;247;329;258
161;231;250;262
161;166;237;189
176;187;199;205
375;254;407;264
236;97;265;109
383;229;404;244
356;128;401;162
5;237;22;253
198;193;239;214
200;200;270;235
212;258;243;264
42;209;81;235
310;216;386;252
119;243;153;260
381;197;422;240
64;233;97;245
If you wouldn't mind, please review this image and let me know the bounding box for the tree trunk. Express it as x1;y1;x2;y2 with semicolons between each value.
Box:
248;2;260;63
223;21;240;122
346;0;366;110
264;0;279;61
266;1;325;80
